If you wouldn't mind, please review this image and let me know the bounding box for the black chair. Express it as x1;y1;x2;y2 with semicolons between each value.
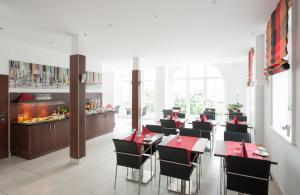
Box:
113;139;149;195
160;119;176;128
162;109;172;118
145;124;163;133
225;156;272;195
180;128;201;137
226;123;248;133
202;111;215;120
162;127;177;136
157;145;197;195
172;106;181;110
205;108;215;112
229;112;243;120
126;107;131;115
142;106;148;116
177;113;186;118
237;115;247;122
192;121;214;155
224;131;251;143
114;105;120;114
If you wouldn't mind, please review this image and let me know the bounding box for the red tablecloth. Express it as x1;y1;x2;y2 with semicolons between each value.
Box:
166;136;198;162
175;119;183;128
225;141;264;160
124;132;157;154
227;121;247;125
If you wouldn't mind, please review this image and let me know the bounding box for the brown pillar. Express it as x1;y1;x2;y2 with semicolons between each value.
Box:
70;54;86;160
132;69;141;131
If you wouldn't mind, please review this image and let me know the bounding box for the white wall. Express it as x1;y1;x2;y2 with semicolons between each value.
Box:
261;1;300;194
212;63;247;111
102;72;115;106
0;38;103;91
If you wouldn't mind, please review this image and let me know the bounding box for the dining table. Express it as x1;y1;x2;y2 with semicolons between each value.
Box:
220;121;254;129
117;132;164;184
214;140;278;195
158;135;208;194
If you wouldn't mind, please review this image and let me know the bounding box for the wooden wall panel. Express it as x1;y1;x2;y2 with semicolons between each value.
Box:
0;75;8;159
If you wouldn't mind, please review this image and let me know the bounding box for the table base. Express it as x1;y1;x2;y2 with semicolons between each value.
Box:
168;179;198;195
126;169;155;184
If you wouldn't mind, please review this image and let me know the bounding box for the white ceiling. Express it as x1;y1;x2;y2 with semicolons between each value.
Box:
0;0;278;67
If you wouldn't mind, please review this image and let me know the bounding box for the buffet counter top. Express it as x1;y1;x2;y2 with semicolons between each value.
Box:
11;117;68;126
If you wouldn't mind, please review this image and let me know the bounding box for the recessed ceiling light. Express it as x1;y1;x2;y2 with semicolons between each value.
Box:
211;0;218;4
84;33;88;37
49;41;53;44
107;24;113;28
153;14;159;19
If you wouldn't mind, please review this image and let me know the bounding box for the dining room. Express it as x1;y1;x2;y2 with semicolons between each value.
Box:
0;0;299;195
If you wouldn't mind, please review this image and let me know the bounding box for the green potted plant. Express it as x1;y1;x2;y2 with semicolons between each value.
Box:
226;102;243;113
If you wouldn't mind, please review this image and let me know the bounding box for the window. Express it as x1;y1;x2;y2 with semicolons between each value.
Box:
171;65;225;118
271;7;294;142
141;69;156;118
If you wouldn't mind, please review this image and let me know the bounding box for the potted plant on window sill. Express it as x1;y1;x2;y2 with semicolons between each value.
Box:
226;102;243;113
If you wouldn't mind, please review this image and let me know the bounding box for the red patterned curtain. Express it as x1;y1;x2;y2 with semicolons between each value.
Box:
265;0;292;76
247;48;254;86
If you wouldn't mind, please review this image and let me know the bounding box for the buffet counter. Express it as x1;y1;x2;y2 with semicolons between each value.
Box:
11;110;115;159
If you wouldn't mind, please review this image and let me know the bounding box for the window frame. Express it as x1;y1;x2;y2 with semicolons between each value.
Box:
270;4;296;145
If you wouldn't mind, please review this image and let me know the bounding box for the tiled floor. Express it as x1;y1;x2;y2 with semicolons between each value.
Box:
0;118;282;195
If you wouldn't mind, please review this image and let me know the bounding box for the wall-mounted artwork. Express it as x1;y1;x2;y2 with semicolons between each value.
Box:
9;60;102;91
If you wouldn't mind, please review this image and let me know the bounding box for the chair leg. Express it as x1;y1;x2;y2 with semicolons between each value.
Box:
139;167;142;195
158;174;161;195
155;150;157;175
150;147;153;181
114;164;118;189
189;180;191;195
126;167;128;179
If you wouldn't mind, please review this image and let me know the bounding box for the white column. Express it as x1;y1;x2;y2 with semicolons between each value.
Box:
253;34;265;144
155;66;166;120
71;34;85;55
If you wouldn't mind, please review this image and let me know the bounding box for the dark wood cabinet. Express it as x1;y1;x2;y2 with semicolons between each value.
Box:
86;111;115;140
105;111;115;131
11;119;69;160
11;112;115;159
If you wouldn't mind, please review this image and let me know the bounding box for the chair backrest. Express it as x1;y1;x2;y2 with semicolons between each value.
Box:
192;121;212;140
114;105;120;113
145;124;163;133
158;145;192;180
112;139;141;169
142;106;148;116
203;111;215;120
172;106;181;110
177;113;186;118
237;115;247;122
162;109;172;118
224;131;251;143
226;123;248;133
226;156;271;195
229;112;243;120
179;128;201;137
205;108;215;112
163;127;177;136
160;119;176;128
126;107;131;115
